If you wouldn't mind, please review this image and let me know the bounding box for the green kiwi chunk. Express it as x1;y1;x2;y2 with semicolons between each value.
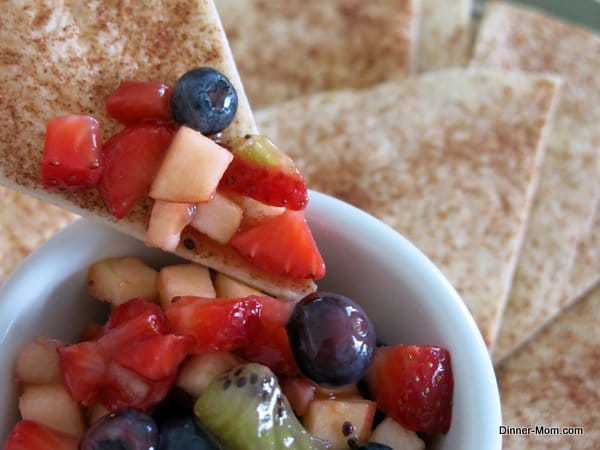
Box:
194;363;330;450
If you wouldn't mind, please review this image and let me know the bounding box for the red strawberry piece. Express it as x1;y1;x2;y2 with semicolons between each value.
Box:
229;210;325;280
41;115;103;191
112;333;195;381
279;376;317;416
98;360;151;411
4;420;78;450
104;297;169;332
166;296;262;354
106;80;173;125
255;295;297;325
218;155;309;210
58;341;107;403
100;123;176;218
366;345;454;434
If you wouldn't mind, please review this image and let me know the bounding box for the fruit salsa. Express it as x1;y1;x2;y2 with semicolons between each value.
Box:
5;256;453;450
40;67;324;282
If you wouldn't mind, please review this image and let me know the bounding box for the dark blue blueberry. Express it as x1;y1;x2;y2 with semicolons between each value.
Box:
157;413;222;450
170;67;238;135
354;443;393;450
286;291;376;386
80;408;158;450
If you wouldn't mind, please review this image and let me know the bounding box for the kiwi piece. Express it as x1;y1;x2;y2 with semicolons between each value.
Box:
194;363;330;450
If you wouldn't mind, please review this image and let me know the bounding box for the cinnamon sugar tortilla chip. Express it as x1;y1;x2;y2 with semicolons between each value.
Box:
0;187;77;282
417;0;473;71
471;1;600;363
497;285;600;449
0;0;315;299
216;0;420;108
256;69;560;347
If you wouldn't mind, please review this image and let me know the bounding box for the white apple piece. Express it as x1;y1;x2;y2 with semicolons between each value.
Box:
302;398;377;448
176;352;244;397
19;383;85;438
213;272;263;298
190;193;243;244
369;417;425;450
231;194;285;229
157;263;216;309
145;200;198;251
15;337;65;385
87;257;158;305
149;126;233;203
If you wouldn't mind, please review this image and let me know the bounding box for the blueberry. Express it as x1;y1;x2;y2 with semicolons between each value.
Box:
157;412;222;450
286;291;376;386
170;67;238;135
81;408;158;450
353;443;393;450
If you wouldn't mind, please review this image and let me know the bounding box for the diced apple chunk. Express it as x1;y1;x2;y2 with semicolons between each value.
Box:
232;194;285;229
150;126;233;203
157;263;216;309
213;272;263;298
316;383;360;400
146;200;197;252
15;337;65;385
303;399;376;448
87;257;158;305
190;193;243;244
19;383;85;438
370;417;425;450
176;352;244;397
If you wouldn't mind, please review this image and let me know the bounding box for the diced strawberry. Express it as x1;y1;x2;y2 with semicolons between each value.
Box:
98;360;151;411
256;295;297;325
280;377;317;416
4;420;78;450
106;80;173;125
100;123;176;218
239;320;299;376
41;115;103;191
218;155;308;210
229;210;325;280
104;297;169;332
166;296;262;354
366;345;454;434
58;341;107;403
112;333;195;381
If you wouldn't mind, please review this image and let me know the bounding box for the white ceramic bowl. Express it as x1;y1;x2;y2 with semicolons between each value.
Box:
0;191;501;449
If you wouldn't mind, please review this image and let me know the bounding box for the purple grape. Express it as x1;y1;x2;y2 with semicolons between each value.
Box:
81;408;158;450
286;291;376;386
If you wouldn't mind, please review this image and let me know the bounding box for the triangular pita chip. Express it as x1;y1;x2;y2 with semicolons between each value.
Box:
417;0;473;71
0;0;316;299
215;0;420;108
255;69;560;348
471;1;600;362
497;285;600;448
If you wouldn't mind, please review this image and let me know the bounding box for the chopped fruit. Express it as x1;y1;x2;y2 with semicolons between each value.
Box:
87;403;110;426
112;333;194;381
366;345;453;434
149;126;233;203
15;337;65;385
176;352;245;397
287;292;375;386
194;363;329;450
369;417;425;450
170;67;238;135
80;408;158;450
41;115;102;191
166;296;262;354
99;123;175;218
190;193;243;244
230;194;285;231
280;377;317;416
19;383;85;438
316;383;360;400
302;399;376;448
157;263;216;309
4;420;78;450
230;210;325;280
58;299;186;412
213;272;263;298
145;200;198;252
155;412;223;450
106;80;173;125
218;135;308;210
80;323;104;341
87;257;159;306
